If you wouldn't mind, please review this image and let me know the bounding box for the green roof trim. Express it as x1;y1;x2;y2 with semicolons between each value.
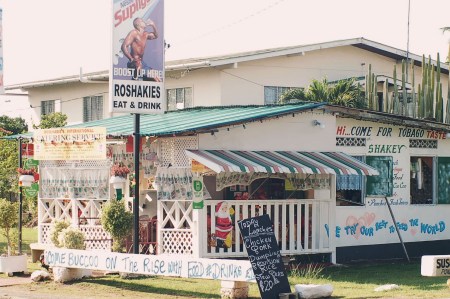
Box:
3;103;325;140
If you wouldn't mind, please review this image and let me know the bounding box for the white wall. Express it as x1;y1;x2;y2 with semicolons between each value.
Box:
199;111;336;151
0;91;33;130
335;117;450;247
26;81;121;130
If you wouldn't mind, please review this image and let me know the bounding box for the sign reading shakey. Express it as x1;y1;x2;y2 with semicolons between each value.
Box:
238;214;291;299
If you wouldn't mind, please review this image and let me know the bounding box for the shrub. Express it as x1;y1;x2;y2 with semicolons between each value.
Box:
101;199;133;252
0;198;19;256
58;227;85;250
50;220;70;247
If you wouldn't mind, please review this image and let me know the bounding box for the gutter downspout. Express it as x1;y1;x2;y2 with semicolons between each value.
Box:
79;68;108;84
165;61;211;71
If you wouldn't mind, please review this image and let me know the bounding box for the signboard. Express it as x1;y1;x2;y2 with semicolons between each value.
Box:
422;255;450;276
192;175;204;209
34;128;106;160
0;8;4;94
44;248;255;282
111;0;165;114
24;183;39;197
238;214;291;299
21;143;34;158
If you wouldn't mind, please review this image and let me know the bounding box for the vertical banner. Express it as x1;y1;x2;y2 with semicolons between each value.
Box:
192;175;204;209
111;0;165;114
0;8;4;94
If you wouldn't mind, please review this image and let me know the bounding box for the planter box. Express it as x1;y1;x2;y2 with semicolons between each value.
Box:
0;254;28;274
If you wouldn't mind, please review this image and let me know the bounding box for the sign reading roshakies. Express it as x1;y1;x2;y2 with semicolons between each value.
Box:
111;0;165;114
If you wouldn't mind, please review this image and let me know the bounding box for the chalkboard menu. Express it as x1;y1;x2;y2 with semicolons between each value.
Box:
238;214;291;299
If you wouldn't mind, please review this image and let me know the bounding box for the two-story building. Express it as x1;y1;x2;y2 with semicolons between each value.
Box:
7;37;450;263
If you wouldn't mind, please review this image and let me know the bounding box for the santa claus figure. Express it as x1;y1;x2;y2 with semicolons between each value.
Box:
215;201;233;248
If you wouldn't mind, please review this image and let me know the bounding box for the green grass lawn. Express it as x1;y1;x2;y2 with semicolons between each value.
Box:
0;227;37;255
2;228;450;298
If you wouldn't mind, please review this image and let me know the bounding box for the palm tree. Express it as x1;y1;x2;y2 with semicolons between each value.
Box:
442;27;450;63
280;78;366;108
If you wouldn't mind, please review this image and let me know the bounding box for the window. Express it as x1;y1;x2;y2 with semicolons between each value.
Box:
437;157;450;204
83;95;103;122
336;156;365;206
336;156;394;205
410;157;435;204
41;100;55;115
167;87;192;111
264;86;292;105
366;156;393;197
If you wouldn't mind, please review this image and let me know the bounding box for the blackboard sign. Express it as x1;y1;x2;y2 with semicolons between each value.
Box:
238;214;291;299
366;156;393;196
437;157;450;204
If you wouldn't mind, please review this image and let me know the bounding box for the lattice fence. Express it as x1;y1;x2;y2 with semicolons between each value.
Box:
159;136;198;167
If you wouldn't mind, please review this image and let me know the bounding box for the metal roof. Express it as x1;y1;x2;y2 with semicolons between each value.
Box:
7;37;448;90
5;103;325;139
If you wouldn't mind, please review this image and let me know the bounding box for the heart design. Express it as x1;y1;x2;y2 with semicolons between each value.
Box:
346;216;364;239
364;212;376;226
410;228;417;236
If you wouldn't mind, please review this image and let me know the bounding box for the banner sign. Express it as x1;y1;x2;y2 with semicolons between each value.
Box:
34;128;106;160
111;0;165;114
192;174;204;209
44;248;255;282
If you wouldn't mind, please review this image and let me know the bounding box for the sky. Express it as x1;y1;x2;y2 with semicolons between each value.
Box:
0;0;449;86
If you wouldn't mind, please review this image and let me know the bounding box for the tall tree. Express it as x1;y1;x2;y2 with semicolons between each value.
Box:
280;78;366;108
0;132;18;199
0;115;28;135
33;112;68;129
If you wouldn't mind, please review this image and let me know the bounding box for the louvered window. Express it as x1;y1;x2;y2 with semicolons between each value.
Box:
41;100;55;115
167;87;192;111
264;86;292;105
83;95;103;122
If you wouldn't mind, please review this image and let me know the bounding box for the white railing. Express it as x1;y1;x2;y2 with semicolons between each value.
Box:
199;199;334;258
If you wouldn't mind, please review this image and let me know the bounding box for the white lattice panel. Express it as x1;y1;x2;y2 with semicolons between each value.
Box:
40;224;52;244
161;230;193;255
80;226;112;251
160;200;194;229
159;137;198;167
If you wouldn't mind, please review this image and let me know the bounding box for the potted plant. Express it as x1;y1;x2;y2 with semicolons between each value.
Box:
101;199;133;252
0;198;27;275
17;167;38;187
109;163;130;189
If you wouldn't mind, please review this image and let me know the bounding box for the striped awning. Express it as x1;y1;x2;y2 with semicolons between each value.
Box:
185;150;379;176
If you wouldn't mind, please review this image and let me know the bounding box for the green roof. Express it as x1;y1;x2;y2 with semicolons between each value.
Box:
4;103;325;139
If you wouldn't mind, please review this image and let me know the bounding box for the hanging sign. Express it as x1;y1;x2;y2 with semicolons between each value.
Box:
192;175;204;209
21;143;34;158
24;159;39;169
24;183;39;197
34;128;106;160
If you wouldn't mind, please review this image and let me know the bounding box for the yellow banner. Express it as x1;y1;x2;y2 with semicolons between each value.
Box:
34;127;107;160
191;160;210;173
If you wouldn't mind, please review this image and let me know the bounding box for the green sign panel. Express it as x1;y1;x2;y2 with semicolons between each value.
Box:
24;183;39;197
24;159;39;170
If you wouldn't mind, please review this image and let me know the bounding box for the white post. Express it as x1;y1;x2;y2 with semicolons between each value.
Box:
330;175;337;264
